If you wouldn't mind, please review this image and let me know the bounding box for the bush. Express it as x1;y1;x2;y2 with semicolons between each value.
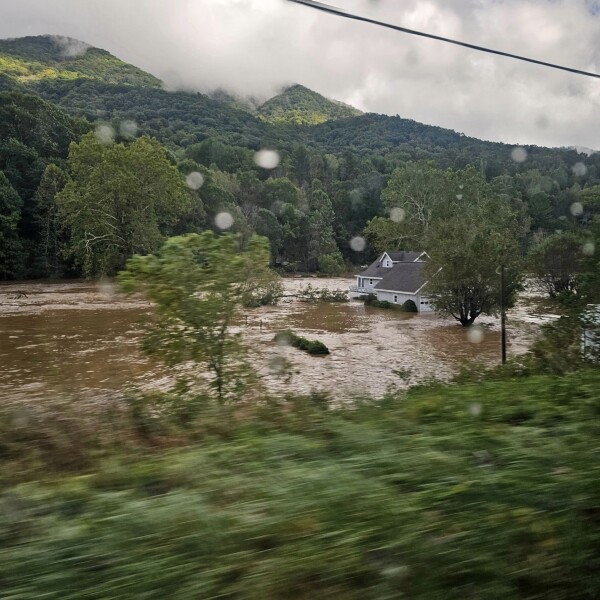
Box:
318;251;345;275
401;299;418;312
364;294;392;309
298;283;348;303
274;330;330;355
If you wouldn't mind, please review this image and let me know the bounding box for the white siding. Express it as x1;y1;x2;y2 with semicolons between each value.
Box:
376;291;416;306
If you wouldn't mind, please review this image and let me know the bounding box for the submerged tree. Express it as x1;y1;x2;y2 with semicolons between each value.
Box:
119;232;278;402
528;232;583;299
423;168;526;326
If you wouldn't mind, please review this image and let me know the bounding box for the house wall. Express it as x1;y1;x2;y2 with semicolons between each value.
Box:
376;291;416;306
357;277;381;292
375;291;435;313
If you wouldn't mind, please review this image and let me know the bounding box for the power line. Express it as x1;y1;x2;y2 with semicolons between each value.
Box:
287;0;600;79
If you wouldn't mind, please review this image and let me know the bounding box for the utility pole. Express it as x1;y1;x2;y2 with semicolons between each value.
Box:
500;264;507;364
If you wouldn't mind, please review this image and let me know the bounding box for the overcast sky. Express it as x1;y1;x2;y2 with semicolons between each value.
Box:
1;0;600;149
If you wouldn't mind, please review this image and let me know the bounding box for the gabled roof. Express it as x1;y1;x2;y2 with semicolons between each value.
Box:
374;262;427;294
358;250;427;278
387;251;425;263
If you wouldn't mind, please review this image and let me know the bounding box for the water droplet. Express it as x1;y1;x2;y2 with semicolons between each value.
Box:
94;124;115;145
390;207;405;222
456;194;463;200
97;278;115;298
511;147;528;163
254;149;280;170
349;236;366;252
215;212;234;230
583;241;595;256
535;115;550;130
570;202;583;216
572;162;587;177
469;403;482;417
119;120;138;139
186;172;204;190
466;325;484;344
268;355;289;376
458;184;464;190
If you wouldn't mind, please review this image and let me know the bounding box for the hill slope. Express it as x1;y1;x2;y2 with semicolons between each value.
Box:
258;84;362;125
0;35;162;88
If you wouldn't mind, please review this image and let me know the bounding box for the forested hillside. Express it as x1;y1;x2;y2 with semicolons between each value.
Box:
257;83;362;125
1;35;599;282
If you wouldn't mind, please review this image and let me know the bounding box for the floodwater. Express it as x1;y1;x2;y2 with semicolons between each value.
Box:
0;278;554;402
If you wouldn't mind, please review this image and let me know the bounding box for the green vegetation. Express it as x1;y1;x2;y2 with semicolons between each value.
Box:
257;84;362;125
0;35;162;88
1;370;600;598
119;232;279;402
297;283;349;302
58;133;191;276
274;330;330;355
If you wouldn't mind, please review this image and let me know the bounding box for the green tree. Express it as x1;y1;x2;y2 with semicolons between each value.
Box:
119;232;277;402
0;171;23;278
423;168;526;326
57;133;190;277
33;163;68;276
528;232;583;298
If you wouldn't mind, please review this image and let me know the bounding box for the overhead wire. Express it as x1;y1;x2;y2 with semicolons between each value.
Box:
287;0;600;79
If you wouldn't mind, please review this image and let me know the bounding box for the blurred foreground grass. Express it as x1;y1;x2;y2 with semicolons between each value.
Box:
1;370;599;599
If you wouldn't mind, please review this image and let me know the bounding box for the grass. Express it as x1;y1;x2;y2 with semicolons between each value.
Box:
1;370;599;598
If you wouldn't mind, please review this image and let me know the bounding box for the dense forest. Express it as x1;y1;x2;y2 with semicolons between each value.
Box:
1;35;599;283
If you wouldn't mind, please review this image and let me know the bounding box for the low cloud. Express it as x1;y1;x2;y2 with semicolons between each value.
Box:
1;0;599;148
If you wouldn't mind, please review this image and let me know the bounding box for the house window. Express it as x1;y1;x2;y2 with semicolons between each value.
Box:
394;295;398;303
386;261;390;267
369;279;373;285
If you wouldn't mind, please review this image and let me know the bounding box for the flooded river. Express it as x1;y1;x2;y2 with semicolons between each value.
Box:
0;278;554;402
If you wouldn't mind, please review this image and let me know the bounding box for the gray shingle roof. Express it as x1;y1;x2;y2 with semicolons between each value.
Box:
358;251;426;278
387;251;424;262
374;262;427;294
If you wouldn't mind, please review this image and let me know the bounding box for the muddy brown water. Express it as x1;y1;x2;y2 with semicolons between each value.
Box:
0;278;556;402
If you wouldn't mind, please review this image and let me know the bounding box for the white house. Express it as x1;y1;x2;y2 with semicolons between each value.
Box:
351;251;434;313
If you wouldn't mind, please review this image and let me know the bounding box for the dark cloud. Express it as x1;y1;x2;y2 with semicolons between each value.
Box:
1;0;599;148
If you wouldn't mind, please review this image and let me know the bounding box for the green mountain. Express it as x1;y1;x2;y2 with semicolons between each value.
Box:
0;35;162;89
257;84;362;125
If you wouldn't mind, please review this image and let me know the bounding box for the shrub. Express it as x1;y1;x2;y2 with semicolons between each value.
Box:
401;299;418;312
274;330;330;355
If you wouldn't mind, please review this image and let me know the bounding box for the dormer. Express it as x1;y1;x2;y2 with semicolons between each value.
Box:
381;252;394;268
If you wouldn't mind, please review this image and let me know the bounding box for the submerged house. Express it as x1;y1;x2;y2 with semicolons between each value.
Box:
351;251;434;312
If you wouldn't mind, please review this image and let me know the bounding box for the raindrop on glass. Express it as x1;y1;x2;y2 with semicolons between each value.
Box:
456;194;463;200
511;147;528;163
466;325;484;344
469;403;482;417
582;241;595;256
390;207;405;222
350;236;366;252
186;172;204;190
95;124;115;145
254;149;280;170
570;202;583;216
119;120;138;139
215;212;234;230
97;278;115;298
572;162;587;177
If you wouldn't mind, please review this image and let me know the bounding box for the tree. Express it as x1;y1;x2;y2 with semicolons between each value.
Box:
423;168;526;326
119;232;278;402
307;180;338;271
33;164;68;276
0;171;23;278
57;133;190;277
528;232;583;298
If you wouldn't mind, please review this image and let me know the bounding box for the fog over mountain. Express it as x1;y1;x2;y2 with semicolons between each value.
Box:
1;0;600;148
